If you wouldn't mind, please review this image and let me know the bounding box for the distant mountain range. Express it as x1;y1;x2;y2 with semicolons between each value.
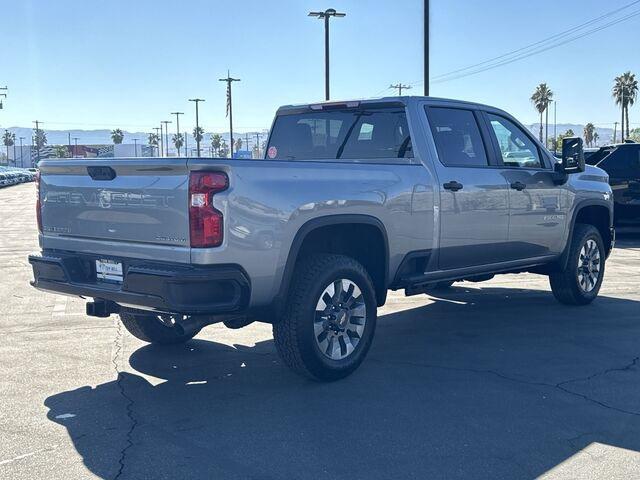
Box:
2;123;618;150
526;124;615;145
1;127;270;152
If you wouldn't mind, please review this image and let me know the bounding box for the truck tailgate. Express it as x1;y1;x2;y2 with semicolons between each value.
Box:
39;158;190;247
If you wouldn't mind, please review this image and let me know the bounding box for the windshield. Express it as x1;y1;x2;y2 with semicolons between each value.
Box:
266;107;412;161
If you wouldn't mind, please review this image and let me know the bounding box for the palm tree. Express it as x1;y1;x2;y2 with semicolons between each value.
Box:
235;137;243;153
172;133;184;152
33;129;47;149
193;126;204;144
3;130;15;165
211;133;222;156
531;83;553;143
53;145;68;158
583;123;595;147
147;132;159;155
219;139;229;157
110;128;124;144
593;131;599;146
612;72;637;141
624;72;638;139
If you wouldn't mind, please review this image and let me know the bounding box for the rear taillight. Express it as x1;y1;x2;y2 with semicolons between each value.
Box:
189;171;228;248
35;171;42;233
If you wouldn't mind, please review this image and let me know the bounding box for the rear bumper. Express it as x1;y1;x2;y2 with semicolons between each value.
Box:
28;251;250;315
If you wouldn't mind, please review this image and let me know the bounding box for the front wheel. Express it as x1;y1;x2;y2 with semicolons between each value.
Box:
549;224;606;305
273;254;377;381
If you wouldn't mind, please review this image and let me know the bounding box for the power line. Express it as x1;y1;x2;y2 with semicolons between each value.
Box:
404;2;640;88
430;0;640;82
431;9;640;84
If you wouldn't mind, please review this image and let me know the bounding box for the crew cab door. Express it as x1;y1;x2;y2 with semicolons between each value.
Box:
598;145;640;225
424;106;510;270
483;112;568;259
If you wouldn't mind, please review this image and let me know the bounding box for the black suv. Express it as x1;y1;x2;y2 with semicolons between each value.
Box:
587;142;640;226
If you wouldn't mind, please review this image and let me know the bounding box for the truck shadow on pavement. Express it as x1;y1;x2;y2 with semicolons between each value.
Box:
45;286;640;480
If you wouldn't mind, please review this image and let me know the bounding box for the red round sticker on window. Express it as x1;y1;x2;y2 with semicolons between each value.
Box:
267;146;278;159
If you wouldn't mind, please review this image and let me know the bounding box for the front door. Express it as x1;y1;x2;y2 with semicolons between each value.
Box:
484;112;568;260
424;106;510;270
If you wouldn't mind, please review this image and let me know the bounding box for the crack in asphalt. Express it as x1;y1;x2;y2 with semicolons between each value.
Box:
111;320;137;480
372;356;640;418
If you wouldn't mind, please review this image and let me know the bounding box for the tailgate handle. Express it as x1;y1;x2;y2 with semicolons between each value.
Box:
87;166;116;181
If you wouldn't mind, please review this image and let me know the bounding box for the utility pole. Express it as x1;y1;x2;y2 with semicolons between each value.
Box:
0;86;7;110
189;98;205;157
254;132;261;157
73;137;79;158
33;120;43;164
68;132;71;153
161;120;172;156
390;83;412;96
424;0;430;96
170;112;184;156
133;138;139;157
219;71;240;157
19;137;24;167
308;8;346;101
153;127;161;156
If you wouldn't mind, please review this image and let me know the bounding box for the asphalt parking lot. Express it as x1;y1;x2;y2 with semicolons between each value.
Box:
1;182;640;480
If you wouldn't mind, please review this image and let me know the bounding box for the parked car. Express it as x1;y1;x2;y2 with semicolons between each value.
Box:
586;142;640;226
29;97;614;381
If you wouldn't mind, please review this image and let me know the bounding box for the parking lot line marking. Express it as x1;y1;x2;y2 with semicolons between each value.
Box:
0;445;59;467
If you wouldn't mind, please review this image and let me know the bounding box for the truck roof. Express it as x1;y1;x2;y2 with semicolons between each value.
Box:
276;96;510;116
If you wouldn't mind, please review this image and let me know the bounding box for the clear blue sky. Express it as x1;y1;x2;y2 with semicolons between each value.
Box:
2;0;639;133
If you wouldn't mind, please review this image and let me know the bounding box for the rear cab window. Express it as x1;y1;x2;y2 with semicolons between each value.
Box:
266;105;413;162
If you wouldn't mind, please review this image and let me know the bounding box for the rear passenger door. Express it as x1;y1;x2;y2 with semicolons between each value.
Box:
598;146;640;224
425;106;511;270
483;112;568;259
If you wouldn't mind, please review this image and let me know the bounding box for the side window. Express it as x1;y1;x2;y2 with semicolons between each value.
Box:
600;149;639;178
426;107;489;167
487;113;542;168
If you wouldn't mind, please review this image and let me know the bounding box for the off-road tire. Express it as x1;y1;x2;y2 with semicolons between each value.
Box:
549;224;605;305
119;309;199;344
273;254;377;381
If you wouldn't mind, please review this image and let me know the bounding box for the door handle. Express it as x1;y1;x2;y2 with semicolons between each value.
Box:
443;181;463;192
510;181;527;191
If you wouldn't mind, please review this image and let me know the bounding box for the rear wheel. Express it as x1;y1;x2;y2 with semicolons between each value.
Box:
119;309;200;344
549;224;605;305
273;254;377;381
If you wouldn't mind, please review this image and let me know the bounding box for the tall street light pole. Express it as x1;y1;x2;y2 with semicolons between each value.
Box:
184;131;188;157
170;112;184;156
424;0;430;96
308;8;345;101
158;124;164;157
189;98;205;157
19;137;24;167
161;121;172;156
153;127;161;156
133;138;139;157
219;71;240;157
73;137;79;158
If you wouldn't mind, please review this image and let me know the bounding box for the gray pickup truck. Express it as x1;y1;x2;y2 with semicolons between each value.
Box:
29;97;614;381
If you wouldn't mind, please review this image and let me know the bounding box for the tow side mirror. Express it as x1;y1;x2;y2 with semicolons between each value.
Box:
560;137;585;174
